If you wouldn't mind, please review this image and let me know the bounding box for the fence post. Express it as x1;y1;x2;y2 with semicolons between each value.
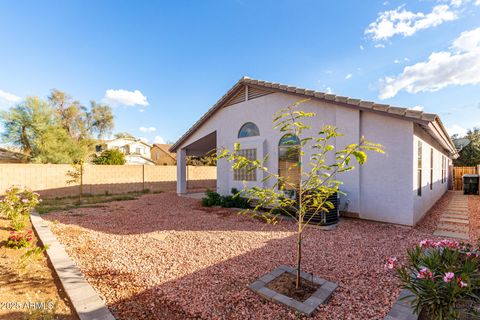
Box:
478;165;480;194
142;165;145;192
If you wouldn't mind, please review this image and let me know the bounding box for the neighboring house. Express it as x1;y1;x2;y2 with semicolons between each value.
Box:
96;137;156;165
170;77;458;226
151;144;176;165
0;147;27;163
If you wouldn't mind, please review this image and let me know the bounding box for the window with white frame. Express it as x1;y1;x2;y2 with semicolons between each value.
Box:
441;156;445;184
417;141;422;196
430;148;433;190
234;148;257;181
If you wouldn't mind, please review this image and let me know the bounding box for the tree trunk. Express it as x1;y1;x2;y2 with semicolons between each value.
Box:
296;228;302;289
79;163;83;203
20;126;32;156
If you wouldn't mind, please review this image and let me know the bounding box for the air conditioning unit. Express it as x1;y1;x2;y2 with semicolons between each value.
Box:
296;191;339;226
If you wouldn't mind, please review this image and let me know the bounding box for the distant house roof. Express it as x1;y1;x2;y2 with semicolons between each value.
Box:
153;144;176;160
170;76;458;158
0;147;26;163
103;137;152;148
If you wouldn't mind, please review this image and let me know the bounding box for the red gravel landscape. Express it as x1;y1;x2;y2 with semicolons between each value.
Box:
43;191;467;319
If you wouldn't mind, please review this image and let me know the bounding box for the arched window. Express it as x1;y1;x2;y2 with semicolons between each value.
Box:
238;122;260;138
278;134;300;191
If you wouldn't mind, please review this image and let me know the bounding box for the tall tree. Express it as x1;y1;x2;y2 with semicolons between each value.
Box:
89;101;114;139
49;90;115;140
453;128;480;166
49;89;85;139
0;97;54;156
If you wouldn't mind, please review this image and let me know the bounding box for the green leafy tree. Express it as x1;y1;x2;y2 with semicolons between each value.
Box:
93;149;126;165
1;90;115;164
88;101;114;139
49;90;115;140
453;128;480;166
31;125;91;164
218;101;384;288
66;159;86;203
0;97;54;156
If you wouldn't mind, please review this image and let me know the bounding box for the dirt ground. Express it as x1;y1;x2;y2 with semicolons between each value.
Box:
0;217;77;320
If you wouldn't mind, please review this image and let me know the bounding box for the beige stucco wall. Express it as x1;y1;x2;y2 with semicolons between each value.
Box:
0;164;216;197
413;125;450;224
176;90;451;225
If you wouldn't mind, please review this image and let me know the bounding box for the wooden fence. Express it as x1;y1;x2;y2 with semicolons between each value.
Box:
0;164;216;198
452;166;479;190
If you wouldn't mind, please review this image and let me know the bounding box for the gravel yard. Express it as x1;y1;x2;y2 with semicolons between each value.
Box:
43;191;464;319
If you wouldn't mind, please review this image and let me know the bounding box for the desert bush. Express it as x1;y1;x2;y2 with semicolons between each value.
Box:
6;230;34;249
387;239;480;319
0;186;41;219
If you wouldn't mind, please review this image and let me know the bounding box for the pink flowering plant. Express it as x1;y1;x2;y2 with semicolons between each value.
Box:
0;186;41;231
6;230;34;249
391;239;480;319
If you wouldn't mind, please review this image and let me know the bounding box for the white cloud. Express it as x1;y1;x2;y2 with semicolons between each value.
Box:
450;0;463;7
447;124;468;136
411;105;424;111
325;87;333;94
154;135;166;144
374;44;385;48
379;27;480;99
365;4;457;41
139;126;156;133
0;89;21;105
103;89;149;107
394;59;401;64
345;73;353;80
359;45;365;50
476;0;480;5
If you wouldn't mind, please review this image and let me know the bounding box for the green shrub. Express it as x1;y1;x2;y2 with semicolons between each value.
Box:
201;189;250;208
201;190;222;207
387;239;480;319
92;149;126;165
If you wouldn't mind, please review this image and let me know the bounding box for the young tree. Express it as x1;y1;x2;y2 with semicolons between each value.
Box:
218;101;384;288
66;159;88;204
93;149;126;165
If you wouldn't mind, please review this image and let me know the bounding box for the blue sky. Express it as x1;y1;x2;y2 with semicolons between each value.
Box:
1;0;479;144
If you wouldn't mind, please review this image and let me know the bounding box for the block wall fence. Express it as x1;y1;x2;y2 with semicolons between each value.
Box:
0;164;216;197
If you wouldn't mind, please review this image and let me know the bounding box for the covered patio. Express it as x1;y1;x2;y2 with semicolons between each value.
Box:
175;131;217;194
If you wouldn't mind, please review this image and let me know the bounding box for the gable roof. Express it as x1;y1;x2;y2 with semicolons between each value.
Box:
152;144;176;161
104;137;152;148
170;76;458;157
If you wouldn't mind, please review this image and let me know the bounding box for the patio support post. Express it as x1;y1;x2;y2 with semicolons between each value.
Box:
177;148;187;194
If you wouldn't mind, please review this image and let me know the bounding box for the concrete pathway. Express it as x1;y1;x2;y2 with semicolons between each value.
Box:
433;192;470;240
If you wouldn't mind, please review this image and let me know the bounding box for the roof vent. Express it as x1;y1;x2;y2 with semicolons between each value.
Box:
248;86;273;100
224;86;246;107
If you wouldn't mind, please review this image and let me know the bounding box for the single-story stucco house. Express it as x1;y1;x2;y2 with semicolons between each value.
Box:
170;77;458;226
